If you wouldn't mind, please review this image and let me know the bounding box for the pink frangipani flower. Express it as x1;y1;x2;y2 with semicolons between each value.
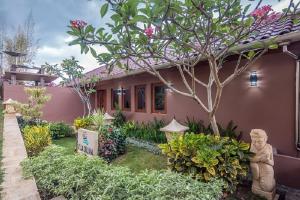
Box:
70;20;87;29
145;26;154;38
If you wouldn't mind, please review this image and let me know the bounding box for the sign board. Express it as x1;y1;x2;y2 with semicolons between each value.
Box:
77;128;98;156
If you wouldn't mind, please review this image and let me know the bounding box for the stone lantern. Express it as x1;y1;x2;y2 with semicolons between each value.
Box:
3;98;16;114
160;118;189;142
103;112;115;125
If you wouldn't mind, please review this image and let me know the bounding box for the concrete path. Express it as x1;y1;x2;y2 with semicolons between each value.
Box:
1;114;40;200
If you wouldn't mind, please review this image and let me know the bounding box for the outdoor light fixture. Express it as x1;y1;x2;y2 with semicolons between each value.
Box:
250;71;258;87
116;88;125;96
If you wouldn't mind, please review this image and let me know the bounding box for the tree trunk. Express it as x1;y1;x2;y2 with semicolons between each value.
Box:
86;99;92;116
210;114;220;135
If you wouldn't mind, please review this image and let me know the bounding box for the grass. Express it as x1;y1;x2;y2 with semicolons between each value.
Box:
52;137;76;155
52;137;167;172
112;145;167;173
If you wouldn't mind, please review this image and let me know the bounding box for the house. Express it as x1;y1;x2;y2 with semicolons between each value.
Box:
85;17;300;188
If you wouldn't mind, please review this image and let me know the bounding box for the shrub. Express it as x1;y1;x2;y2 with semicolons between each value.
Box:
14;87;51;120
23;125;52;157
112;105;126;127
22;146;224;200
159;134;251;193
123;119;167;143
17;116;47;131
98;135;118;162
49;122;74;139
185;117;212;134
99;125;126;161
185;117;242;139
73;116;92;130
91;109;105;130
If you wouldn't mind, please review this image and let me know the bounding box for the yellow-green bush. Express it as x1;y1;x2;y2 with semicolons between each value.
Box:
23;125;52;157
73;116;92;130
159;134;251;193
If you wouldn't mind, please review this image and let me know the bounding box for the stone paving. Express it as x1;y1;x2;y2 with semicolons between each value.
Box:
1;114;40;200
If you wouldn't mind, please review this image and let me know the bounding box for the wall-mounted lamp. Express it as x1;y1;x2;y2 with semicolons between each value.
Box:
250;71;258;87
116;88;126;96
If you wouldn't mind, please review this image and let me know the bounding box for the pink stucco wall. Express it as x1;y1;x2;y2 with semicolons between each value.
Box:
96;52;297;157
92;51;300;188
3;82;84;124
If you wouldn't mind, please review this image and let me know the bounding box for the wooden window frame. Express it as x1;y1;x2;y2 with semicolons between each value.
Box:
111;88;119;110
122;87;131;111
135;85;147;113
151;83;167;114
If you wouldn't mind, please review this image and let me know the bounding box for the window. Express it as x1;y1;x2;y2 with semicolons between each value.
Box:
111;89;119;110
135;85;146;112
152;83;166;113
122;88;131;111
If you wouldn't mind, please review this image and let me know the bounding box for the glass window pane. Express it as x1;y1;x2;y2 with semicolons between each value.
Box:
123;88;131;109
154;85;165;111
112;89;119;109
136;86;146;110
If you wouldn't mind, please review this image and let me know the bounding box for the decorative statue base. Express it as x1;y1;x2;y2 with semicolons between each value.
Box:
250;129;277;200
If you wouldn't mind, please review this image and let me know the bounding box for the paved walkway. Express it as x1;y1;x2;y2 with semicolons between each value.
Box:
1;114;40;200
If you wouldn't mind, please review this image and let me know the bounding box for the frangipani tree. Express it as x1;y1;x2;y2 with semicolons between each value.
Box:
67;0;299;134
44;57;100;115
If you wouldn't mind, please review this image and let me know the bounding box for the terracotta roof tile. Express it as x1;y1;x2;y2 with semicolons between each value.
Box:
86;15;300;79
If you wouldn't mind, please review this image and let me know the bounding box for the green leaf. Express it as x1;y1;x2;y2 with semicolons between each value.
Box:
68;38;81;46
90;47;97;57
130;15;148;24
268;44;278;50
100;3;109;18
247;50;255;60
85;25;95;34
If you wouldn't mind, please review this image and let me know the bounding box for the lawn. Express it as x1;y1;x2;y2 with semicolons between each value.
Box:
53;137;167;172
112;145;167;172
53;137;76;155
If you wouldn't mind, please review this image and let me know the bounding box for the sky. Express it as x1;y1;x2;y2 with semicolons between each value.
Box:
0;0;298;72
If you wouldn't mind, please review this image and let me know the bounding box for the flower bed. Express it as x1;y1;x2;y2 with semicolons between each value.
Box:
22;146;224;200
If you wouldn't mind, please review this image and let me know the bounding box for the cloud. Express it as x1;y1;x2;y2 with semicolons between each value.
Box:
35;35;107;72
273;0;300;12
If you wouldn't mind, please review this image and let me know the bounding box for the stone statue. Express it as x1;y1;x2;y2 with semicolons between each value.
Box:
250;129;276;200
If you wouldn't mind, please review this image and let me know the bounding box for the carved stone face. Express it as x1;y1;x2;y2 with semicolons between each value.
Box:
252;136;266;151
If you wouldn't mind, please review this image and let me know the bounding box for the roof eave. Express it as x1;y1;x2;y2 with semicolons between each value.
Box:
98;31;300;82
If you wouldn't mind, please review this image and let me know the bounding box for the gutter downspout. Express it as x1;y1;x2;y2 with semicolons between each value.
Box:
282;44;300;151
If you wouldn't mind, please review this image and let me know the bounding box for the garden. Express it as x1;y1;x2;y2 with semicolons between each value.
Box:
9;86;267;200
3;0;298;199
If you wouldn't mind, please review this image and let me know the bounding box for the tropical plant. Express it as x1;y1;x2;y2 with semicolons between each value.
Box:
159;134;251;193
98;135;118;162
123;119;167;143
16;116;47;131
185;117;212;134
22;145;224;200
112;105;126;127
218;120;242;140
91;109;105;131
99;125;126;161
14;87;51;120
23;125;52;157
73;116;92;130
49;122;74;139
67;0;298;134
185;118;242;139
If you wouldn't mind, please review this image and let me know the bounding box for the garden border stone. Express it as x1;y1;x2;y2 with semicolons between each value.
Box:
126;137;162;155
0;114;40;200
